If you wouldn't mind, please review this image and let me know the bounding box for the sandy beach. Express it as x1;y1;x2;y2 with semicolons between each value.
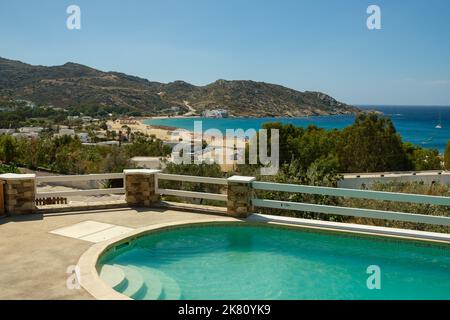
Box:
107;117;248;148
107;118;187;141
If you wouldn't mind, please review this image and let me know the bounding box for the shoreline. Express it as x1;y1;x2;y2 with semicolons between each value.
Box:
108;106;448;153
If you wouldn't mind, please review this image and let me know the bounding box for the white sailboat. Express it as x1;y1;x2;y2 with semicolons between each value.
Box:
435;112;442;129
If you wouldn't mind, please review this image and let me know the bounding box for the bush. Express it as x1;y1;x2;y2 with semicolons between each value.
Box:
161;162;225;206
254;159;345;222
0;135;17;164
404;143;442;171
0;163;19;174
339;181;450;233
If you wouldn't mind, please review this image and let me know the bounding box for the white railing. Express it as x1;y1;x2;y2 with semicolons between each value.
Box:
36;173;125;198
33;172;450;228
156;173;228;202
252;181;450;227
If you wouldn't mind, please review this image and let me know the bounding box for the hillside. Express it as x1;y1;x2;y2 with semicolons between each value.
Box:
0;57;358;117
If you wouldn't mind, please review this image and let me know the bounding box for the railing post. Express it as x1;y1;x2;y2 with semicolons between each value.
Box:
0;173;37;215
227;175;256;218
124;169;161;207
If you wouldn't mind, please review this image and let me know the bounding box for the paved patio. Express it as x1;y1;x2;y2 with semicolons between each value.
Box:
0;205;235;300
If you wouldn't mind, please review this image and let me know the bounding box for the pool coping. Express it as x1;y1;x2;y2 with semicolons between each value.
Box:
249;214;450;244
78;215;450;300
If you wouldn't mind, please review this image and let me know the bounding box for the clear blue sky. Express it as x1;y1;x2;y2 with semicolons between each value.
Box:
1;0;450;106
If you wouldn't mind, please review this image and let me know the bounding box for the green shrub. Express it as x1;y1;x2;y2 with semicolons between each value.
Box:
445;140;450;170
339;181;450;233
0;163;19;174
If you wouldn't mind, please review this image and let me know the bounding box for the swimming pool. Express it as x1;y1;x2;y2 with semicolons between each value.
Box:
97;223;450;300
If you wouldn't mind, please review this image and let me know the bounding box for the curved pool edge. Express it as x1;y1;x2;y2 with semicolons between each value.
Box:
77;215;450;300
77;217;241;300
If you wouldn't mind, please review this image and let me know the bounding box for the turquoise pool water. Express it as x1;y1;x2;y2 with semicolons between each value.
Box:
99;224;450;300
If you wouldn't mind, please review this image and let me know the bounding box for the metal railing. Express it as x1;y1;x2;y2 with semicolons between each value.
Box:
252;181;450;227
155;173;228;202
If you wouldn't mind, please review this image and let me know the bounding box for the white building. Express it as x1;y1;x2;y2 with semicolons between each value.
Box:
202;109;229;118
16;100;36;108
77;132;90;143
96;141;120;146
81;116;93;122
12;132;39;139
19;127;44;134
55;128;76;138
0;129;15;135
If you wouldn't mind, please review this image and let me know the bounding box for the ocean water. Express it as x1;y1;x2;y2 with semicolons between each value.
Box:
99;224;450;300
145;106;450;152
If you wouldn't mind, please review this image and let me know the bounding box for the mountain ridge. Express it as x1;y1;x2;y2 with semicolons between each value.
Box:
0;57;359;117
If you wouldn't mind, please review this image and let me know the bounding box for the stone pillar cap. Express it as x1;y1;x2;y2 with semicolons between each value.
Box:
227;175;256;183
0;173;36;180
123;169;161;175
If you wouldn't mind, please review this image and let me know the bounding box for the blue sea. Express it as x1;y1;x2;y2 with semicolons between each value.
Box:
145;106;450;152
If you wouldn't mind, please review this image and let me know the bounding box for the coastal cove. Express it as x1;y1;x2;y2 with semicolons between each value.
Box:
145;106;450;153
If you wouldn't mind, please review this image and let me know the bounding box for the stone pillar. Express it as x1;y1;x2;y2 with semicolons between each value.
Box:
227;176;256;218
0;173;36;215
124;169;160;207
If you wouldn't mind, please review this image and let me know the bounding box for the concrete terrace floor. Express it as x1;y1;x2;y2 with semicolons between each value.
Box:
0;205;236;300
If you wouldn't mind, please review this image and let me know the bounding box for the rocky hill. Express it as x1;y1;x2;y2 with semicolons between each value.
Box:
0;57;358;117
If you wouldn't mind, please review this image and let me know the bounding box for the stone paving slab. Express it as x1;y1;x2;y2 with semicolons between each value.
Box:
0;206;235;299
50;221;117;239
79;226;134;243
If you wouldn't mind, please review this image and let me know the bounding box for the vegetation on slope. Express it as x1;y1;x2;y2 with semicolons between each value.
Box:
0;57;358;117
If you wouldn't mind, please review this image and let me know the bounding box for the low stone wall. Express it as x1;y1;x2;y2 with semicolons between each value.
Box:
0;174;36;215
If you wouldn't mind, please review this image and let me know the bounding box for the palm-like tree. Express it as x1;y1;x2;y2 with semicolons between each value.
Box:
122;125;132;142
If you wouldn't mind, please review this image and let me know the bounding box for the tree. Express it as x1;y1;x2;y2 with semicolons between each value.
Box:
0;135;17;164
122;125;132;142
125;136;171;158
259;122;339;173
445;140;450;170
118;130;123;146
102;147;129;173
338;113;411;173
254;158;344;222
403;143;442;171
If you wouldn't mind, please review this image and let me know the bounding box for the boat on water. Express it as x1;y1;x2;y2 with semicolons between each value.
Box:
421;136;433;144
435;112;443;129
